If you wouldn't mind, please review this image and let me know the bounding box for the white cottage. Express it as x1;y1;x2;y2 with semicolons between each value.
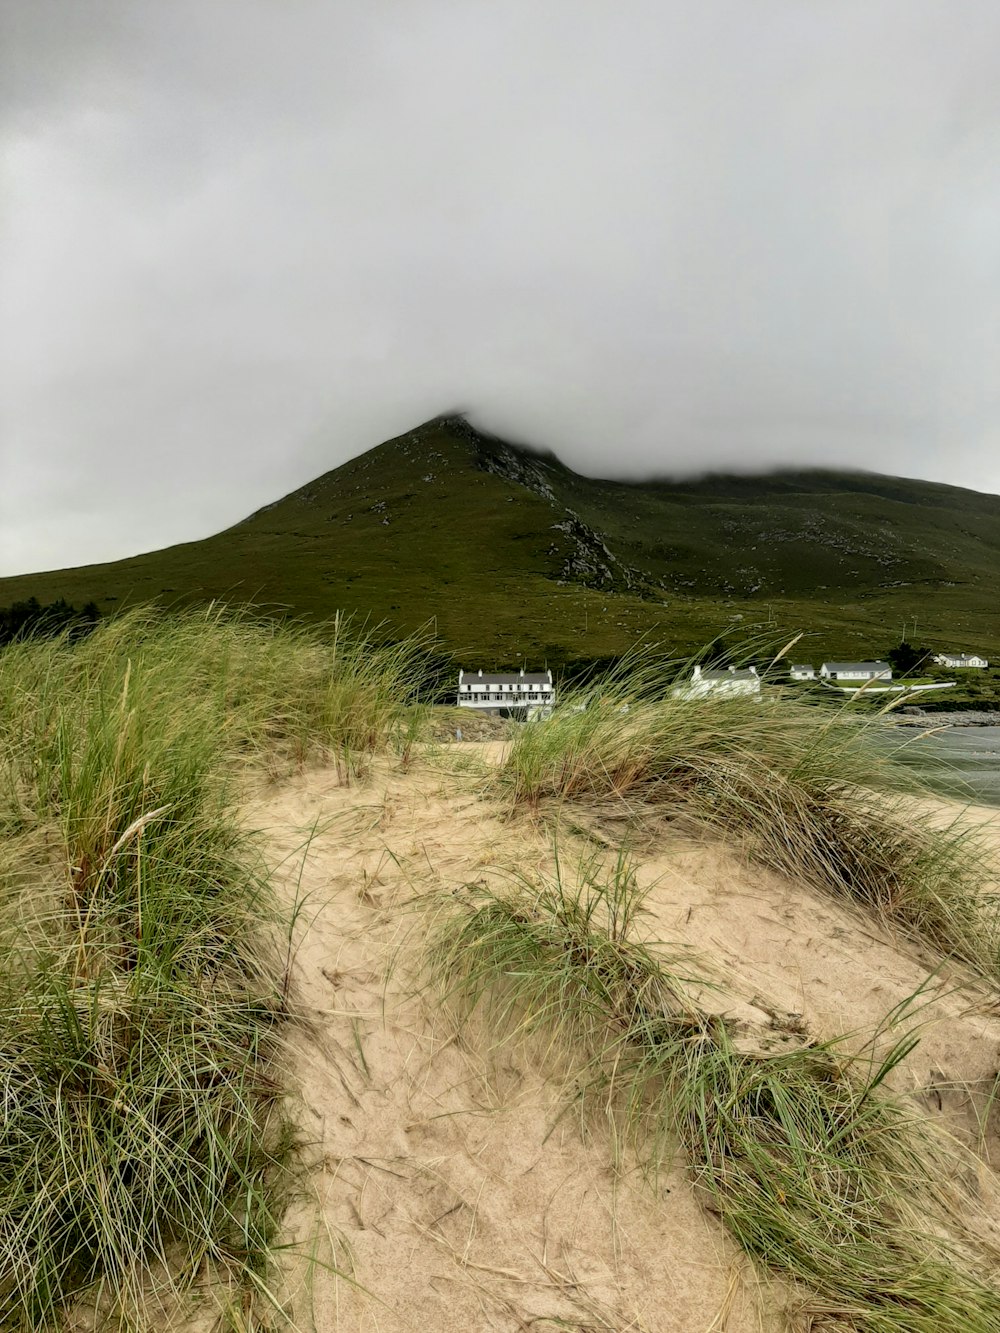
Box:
819;661;892;682
789;664;815;680
932;653;989;669
457;668;555;716
677;664;761;699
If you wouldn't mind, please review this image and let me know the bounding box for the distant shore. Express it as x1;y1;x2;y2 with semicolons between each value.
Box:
896;709;1000;728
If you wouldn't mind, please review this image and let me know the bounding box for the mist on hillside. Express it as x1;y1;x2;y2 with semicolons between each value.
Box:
3;1;1000;574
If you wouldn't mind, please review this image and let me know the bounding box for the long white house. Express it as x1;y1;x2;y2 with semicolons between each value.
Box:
932;653;989;669
819;661;892;682
457;668;555;715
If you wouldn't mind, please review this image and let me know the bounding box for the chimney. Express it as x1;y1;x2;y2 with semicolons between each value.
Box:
478;668;483;677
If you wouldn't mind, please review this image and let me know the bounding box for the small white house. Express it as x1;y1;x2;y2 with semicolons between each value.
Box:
457;667;555;716
932;653;989;669
819;661;892;682
789;664;815;680
677;664;761;699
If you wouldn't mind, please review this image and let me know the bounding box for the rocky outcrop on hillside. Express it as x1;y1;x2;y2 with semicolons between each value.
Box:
719;511;907;568
548;513;644;591
472;432;648;592
472;432;560;504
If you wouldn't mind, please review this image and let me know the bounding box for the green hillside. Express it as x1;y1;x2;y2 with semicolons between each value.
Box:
2;414;999;666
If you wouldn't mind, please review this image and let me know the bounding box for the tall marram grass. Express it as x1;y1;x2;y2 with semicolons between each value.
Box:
496;653;1000;982
0;603;431;791
428;859;1000;1331
0;605;431;1330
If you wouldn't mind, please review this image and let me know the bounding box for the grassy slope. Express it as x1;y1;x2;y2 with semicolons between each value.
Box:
2;415;999;665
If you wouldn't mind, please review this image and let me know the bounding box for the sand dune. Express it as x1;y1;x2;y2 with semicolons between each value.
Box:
249;744;1000;1331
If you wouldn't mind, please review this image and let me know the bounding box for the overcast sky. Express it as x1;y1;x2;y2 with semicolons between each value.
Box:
3;1;999;576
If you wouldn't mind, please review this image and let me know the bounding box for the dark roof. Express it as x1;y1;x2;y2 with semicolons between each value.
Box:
701;668;758;681
460;670;552;685
790;664;814;670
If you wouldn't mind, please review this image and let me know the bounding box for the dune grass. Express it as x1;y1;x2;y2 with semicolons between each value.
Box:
494;652;1000;983
427;857;1000;1331
0;603;432;783
0;605;431;1330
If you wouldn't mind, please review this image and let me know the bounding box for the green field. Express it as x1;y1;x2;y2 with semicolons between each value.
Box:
2;413;999;669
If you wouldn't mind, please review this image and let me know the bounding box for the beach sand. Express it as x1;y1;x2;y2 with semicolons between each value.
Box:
243;742;1000;1332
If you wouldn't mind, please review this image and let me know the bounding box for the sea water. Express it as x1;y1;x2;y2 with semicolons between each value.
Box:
896;725;1000;807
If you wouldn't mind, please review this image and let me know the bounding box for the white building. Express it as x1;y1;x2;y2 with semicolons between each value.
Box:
677;664;761;698
819;661;892;682
932;653;989;669
789;664;815;680
457;668;555;716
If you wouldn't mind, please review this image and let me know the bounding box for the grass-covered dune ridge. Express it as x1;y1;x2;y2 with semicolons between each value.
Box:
427;857;1000;1331
0;604;430;804
5;608;1000;1329
0;606;431;1330
496;658;1000;983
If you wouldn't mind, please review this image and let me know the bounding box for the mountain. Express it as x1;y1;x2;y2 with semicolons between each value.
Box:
2;413;999;664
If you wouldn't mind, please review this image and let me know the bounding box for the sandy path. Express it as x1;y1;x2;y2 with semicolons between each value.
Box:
250;757;778;1332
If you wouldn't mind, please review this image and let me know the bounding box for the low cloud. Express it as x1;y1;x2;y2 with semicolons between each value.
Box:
3;0;1000;574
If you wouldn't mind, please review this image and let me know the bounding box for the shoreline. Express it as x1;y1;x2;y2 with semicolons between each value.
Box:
895;709;1000;728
